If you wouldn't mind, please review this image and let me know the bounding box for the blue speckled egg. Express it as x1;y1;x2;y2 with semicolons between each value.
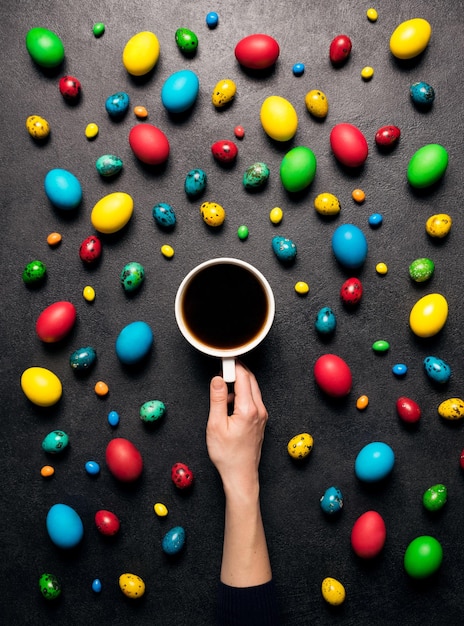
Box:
355;441;395;482
70;346;96;371
185;168;207;197
115;321;153;364
42;430;69;454
315;307;337;335
152;203;176;229
46;503;84;549
423;356;451;384
320;486;344;514
162;526;185;554
105;91;130;117
243;162;270;189
161;69;199;113
44;168;82;210
140;400;166;423
272;236;297;263
120;262;145;292
332;224;368;268
410;81;435;106
96;154;123;177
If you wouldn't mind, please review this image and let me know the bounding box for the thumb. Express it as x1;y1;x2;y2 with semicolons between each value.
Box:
209;375;228;419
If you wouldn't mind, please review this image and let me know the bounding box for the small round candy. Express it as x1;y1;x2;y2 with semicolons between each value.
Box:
23;260;46;284
93;23;105;37
41;465;55;478
269;207;283;224
154;502;168;517
85;460;100;476
460;449;464;470
237;225;249;240
95;381;109;396
85;123;99;139
366;8;378;21
392;363;408;376
206;12;219;28
376;262;388;275
404;536;443;579
92;579;102;593
161;244;174;258
292;62;305;76
83;286;96;302
369;213;383;227
352;188;365;203
47;232;62;246
134;105;148;119
356;395;369;410
108;410;120;426
361;66;374;80
294;281;309;295
372;339;390;352
234;125;245;139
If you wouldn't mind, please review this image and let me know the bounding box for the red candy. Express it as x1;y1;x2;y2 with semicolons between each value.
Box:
95;510;120;536
59;75;81;100
129;123;170;165
105;438;143;482
460;449;464;470
234;34;280;70
171;462;194;489
314;354;352;397
375;125;401;147
396;396;422;423
329;35;352;64
79;235;102;264
211;139;238;164
351;511;386;558
340;277;363;306
36;301;76;343
330;123;368;167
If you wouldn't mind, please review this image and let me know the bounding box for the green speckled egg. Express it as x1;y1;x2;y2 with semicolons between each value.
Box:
175;28;198;54
42;430;69;454
409;257;435;282
423;483;447;511
140;400;166;423
39;573;62;600
438;397;464;420
120;262;145;292
243;162;270;189
22;260;46;284
96;154;123;177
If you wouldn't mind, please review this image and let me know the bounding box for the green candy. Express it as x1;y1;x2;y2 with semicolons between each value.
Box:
280;146;317;193
404;536;443;579
243;162;270;189
93;23;105;37
372;340;390;352
175;28;198;54
423;483;447;511
39;573;62;600
237;225;249;240
407;144;448;188
140;400;166;423
22;260;46;284
409;257;435;282
26;27;65;68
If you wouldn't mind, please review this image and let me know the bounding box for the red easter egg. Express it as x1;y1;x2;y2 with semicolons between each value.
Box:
79;235;102;264
329;35;352;64
314;354;352;397
171;462;194;489
59;75;81;100
330;123;368;167
396;396;422;423
211;139;238;163
129;123;170;165
375;125;401;147
460;449;464;470
95;510;120;536
36;301;76;342
340;277;363;306
106;438;143;482
351;510;386;558
234;34;280;69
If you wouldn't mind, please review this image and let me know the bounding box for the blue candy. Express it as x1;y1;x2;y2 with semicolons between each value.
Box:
105;91;130;117
292;62;305;76
320;486;344;514
315;307;337;335
108;410;120;427
162;526;185;555
392;363;408;376
206;12;219;28
410;81;435;106
368;213;383;227
185;168;207;197
423;356;451;384
92;579;102;593
332;223;368;268
152;202;177;229
85;460;100;475
272;236;297;263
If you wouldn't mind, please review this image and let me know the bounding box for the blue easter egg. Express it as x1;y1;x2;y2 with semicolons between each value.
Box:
42;430;69;454
161;70;199;113
320;486;344;514
185;168;207;197
272;236;297;263
115;321;153;364
410;81;435;106
105;91;130;117
69;346;96;371
46;503;84;548
162;526;185;554
355;442;395;482
423;356;451;384
44;168;82;210
315;307;337;335
332;224;368;268
152;203;177;229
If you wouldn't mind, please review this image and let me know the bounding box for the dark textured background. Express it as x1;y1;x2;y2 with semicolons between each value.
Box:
1;1;464;624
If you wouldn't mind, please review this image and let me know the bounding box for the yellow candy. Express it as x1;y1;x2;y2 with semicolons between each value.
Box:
356;395;369;410
83;285;96;301
287;433;313;460
304;89;329;118
425;213;452;238
91;192;134;234
294;281;309;295
321;577;346;606
119;573;145;599
389;18;432;60
409;293;448;338
21;367;62;407
200;202;225;227
212;79;237;108
122;31;160;76
361;66;374;80
26;115;50;139
438;398;464;421
269;207;283;224
260;96;298;142
314;192;341;216
161;244;174;258
85;123;99;139
376;262;388;275
366;8;378;22
154;502;168;517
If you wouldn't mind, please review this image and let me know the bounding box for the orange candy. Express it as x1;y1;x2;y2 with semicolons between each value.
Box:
356;395;369;410
41;465;55;478
95;381;109;396
352;189;366;203
134;105;148;119
47;232;62;246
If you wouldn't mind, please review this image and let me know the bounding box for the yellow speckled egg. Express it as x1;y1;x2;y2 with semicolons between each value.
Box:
212;79;237;108
305;89;329;118
409;293;448;338
287;433;313;460
200;202;225;227
438;398;464;421
390;18;432;60
314;192;341;216
123;31;160;76
91;192;134;234
21;367;62;407
119;573;145;599
26;115;50;139
321;577;346;606
426;213;452;238
260;96;298;141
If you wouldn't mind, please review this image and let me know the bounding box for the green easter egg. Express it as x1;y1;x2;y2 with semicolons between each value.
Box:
26;27;65;68
407;144;448;188
280;146;317;193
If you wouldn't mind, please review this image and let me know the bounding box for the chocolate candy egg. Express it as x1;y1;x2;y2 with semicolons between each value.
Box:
26;27;64;68
404;536;442;579
152;202;176;229
243;162;270;189
23;260;46;284
280;146;317;192
287;433;313;460
106;438;143;482
260;96;298;141
212;79;237;108
409;258;434;283
42;430;69;454
340;277;363;306
409;293;448;337
390;18;432;60
423;356;451;384
410;81;435;106
314;354;352;397
423;484;447;511
129;123;170;165
426;213;452;238
70;346;96;371
234;34;280;70
185;168;207;197
39;573;61;600
396;397;421;424
329;34;352;64
315;307;337;335
211;139;238;164
272;236;297;263
305;89;328;118
44;168;82;210
120;262;145;292
26;115;50;139
115;321;153;364
407;144;448;188
321;577;346;606
36;301;76;343
314;192;341;216
96;154;123;177
375;125;401;147
105;91;130;117
162;526;185;554
200;202;225;227
46;504;83;549
140;400;166;423
175;28;198;54
171;462;194;489
332;224;368;268
355;442;394;482
79;235;102;264
161;69;199;113
438;398;464;420
320;486;343;515
91;192;134;234
330;123;368;167
351;510;386;558
59;75;81;100
21;367;62;406
122;31;160;76
119;573;145;599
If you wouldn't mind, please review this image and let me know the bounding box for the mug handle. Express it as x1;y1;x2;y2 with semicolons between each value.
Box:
222;357;236;383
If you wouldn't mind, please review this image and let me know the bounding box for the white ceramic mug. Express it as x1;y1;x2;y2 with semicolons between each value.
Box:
175;257;275;382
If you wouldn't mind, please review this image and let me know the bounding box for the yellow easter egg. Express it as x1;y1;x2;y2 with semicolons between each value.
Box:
123;31;160;76
409;293;448;338
425;213;452;238
390;18;432;60
21;367;62;407
119;573;145;599
212;79;237;108
321;577;346;606
314;192;341;216
91;192;134;234
260;96;298;142
438;398;464;421
287;433;313;460
304;89;329;118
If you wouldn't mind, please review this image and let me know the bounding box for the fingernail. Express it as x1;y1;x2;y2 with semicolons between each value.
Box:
212;376;224;390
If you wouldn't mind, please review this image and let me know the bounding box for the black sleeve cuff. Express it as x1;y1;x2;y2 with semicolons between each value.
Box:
217;579;280;625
